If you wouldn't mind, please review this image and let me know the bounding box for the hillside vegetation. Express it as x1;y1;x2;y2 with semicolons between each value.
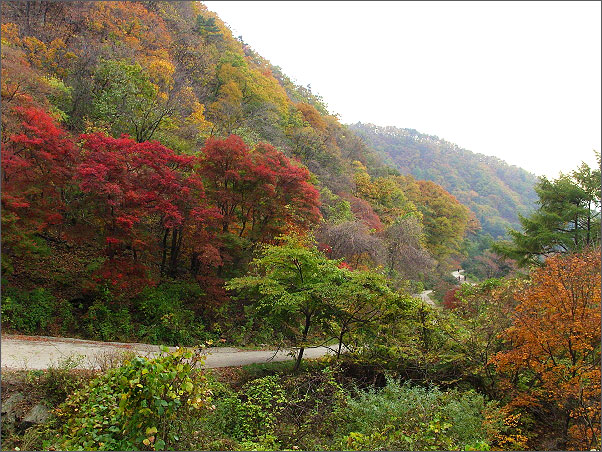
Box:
1;0;475;321
1;2;599;451
349;123;539;239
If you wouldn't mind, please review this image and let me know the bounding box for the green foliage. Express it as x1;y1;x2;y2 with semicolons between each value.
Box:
325;269;407;357
318;186;355;224
275;367;347;449
217;376;287;444
194;14;221;38
199;367;346;450
0;4;591;450
84;302;133;342
50;348;212;451
27;355;88;405
349;295;469;383
43;75;73;121
494;154;601;266
238;360;299;382
1;288;55;334
333;378;501;451
54;298;78;335
227;235;344;369
83;287;134;341
91;59;167;141
136;283;210;346
353;161;418;226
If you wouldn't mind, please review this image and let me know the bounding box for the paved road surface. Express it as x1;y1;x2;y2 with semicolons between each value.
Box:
2;270;477;370
452;269;475;285
414;269;473;308
452;269;464;280
0;335;337;370
416;290;436;307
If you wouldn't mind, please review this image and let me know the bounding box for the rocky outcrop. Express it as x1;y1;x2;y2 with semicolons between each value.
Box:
1;392;50;433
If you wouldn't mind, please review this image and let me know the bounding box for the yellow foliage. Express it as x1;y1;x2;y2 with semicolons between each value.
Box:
494;249;601;450
186;101;213;134
22;36;67;73
296;102;327;133
1;23;21;46
141;56;175;91
220;80;243;103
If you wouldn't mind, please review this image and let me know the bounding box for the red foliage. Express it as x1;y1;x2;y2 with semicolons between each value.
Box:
344;195;384;232
2;112;321;305
198;135;252;232
337;261;353;270
318;243;332;254
1;107;79;257
251;142;321;240
199;135;321;240
93;258;154;297
76;133;218;250
443;286;461;310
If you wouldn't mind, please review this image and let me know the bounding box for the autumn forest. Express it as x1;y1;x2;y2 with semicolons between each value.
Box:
0;2;600;451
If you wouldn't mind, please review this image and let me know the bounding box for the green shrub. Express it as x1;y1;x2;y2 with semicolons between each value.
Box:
1;288;55;334
275;367;348;450
54;298;78;335
216;376;287;444
333;378;502;451
84;300;134;342
26;355;89;405
49;347;212;451
136;283;211;346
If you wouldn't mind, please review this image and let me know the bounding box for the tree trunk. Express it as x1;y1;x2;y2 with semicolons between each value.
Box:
168;227;181;276
337;326;346;359
160;228;169;276
294;311;312;372
559;411;571;451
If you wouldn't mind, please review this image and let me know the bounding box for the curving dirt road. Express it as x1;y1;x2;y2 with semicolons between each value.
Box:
0;335;337;371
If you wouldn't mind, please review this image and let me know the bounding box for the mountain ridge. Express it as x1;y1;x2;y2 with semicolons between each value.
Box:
349;122;540;239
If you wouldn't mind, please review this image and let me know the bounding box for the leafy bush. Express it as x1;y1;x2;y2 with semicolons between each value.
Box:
54;298;78;335
50;347;212;451
1;288;55;334
202;368;346;450
84;300;134;342
332;378;502;451
216;375;287;444
27;355;89;405
136;283;211;345
275;367;347;449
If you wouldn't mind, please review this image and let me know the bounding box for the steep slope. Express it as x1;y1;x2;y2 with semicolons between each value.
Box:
1;0;489;328
349;123;539;238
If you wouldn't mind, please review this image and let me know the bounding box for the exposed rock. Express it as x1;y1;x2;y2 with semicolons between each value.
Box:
19;403;50;430
1;392;24;415
1;392;25;429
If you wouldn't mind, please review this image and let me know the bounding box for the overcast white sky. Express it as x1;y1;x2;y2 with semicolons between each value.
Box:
203;1;601;178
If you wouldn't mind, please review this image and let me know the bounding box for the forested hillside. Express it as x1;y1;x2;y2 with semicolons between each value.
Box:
349;123;539;238
2;2;599;452
1;0;475;319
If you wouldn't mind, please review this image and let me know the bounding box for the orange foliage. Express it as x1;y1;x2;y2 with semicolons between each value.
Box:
86;2;171;55
494;249;601;450
296;102;327;133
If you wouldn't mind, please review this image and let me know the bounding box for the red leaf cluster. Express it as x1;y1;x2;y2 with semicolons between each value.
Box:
2;107;322;301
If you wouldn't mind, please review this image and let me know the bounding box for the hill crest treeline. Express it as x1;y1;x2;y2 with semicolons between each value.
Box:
349;123;539;239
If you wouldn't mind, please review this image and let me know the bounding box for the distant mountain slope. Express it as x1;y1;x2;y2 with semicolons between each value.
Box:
348;123;539;238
